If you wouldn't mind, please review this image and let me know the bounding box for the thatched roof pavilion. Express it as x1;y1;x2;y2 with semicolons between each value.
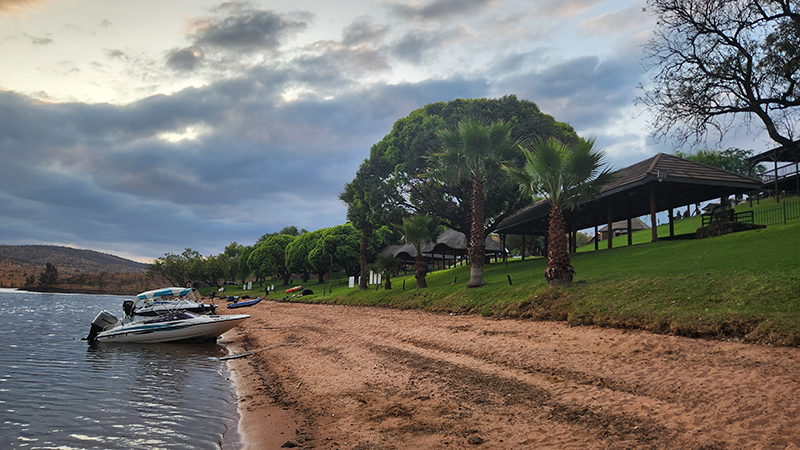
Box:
379;228;504;270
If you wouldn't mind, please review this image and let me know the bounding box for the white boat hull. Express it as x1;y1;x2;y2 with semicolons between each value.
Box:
95;314;249;344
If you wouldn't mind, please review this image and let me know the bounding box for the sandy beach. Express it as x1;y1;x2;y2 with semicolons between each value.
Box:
220;300;800;449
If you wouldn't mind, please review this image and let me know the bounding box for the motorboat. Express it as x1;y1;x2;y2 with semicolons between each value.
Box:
86;311;249;344
131;287;217;317
227;297;262;309
85;288;249;344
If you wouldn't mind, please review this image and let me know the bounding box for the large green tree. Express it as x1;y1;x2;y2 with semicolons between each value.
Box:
307;224;375;278
340;160;403;290
285;229;327;283
248;234;296;285
397;215;442;289
641;0;800;156
427;117;521;287
347;96;581;252
147;248;201;287
504;137;617;287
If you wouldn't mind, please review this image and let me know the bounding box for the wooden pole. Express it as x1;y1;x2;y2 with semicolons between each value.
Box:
774;152;780;203
650;188;658;243
668;208;675;237
594;223;599;251
607;208;613;249
627;216;633;246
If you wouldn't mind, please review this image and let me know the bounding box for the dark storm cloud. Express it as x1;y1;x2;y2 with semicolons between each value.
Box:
291;43;391;84
388;0;494;21
165;46;204;72
190;6;311;51
160;5;312;74
495;54;643;131
341;15;390;47
0;74;490;260
390;29;443;63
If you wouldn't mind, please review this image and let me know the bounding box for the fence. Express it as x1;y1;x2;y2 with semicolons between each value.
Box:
752;199;800;227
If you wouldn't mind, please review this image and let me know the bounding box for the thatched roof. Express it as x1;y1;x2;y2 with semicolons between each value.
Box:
379;229;504;260
597;217;650;233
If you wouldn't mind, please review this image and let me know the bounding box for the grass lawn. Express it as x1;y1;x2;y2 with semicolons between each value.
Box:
209;196;800;346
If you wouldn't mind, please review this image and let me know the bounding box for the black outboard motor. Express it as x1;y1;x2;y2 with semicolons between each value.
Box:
122;300;135;318
86;311;118;342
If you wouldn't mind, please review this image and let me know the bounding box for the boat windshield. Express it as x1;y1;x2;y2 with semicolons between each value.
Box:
142;312;199;323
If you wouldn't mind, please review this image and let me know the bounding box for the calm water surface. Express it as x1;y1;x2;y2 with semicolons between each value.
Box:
0;289;241;449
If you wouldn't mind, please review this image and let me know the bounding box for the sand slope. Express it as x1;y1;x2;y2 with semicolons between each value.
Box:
222;300;800;449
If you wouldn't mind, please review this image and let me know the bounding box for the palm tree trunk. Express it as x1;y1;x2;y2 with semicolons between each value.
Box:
415;252;427;289
543;205;574;287
359;230;369;290
467;176;486;287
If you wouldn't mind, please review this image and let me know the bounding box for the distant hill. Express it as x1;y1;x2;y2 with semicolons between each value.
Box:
0;245;152;290
0;245;147;274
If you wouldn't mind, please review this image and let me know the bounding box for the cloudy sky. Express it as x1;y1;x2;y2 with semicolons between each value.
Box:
0;0;772;262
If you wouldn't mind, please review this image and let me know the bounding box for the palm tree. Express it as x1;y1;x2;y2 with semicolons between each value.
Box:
429;117;521;287
504;137;617;287
397;215;442;289
371;253;401;289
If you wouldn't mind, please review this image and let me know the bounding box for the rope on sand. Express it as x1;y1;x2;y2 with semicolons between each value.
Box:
219;341;297;360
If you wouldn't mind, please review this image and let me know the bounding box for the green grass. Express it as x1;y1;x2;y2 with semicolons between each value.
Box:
209;196;800;346
578;194;799;251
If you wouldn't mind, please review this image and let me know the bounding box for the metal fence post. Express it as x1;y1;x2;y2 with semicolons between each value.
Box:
784;200;788;224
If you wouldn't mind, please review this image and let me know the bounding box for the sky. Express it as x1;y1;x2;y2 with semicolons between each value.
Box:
0;0;775;263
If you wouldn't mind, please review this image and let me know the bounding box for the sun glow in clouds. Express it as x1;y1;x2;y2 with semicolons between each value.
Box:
156;124;210;143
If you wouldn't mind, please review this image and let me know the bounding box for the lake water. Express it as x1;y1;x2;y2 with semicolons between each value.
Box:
0;289;241;449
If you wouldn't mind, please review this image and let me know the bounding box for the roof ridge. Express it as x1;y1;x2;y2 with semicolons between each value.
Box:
646;152;664;174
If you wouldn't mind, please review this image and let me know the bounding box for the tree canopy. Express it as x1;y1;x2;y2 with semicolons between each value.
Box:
285;228;325;282
354;96;582;239
641;0;800;156
427;117;521;287
397;215;443;289
504;137;617;286
673;148;766;177
249;234;296;285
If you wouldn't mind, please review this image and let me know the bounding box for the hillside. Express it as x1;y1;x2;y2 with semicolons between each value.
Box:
0;245;149;290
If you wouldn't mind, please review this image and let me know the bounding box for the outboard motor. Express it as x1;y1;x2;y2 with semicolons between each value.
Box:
122;300;135;318
86;310;118;342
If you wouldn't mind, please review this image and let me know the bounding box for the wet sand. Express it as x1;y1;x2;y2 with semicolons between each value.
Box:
220;300;800;449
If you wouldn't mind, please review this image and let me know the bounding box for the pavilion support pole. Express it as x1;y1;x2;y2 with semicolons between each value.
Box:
521;235;526;261
607;208;613;249
668;208;675;237
627;216;633;246
502;234;507;267
774;154;780;203
594;223;599;251
650;188;658;243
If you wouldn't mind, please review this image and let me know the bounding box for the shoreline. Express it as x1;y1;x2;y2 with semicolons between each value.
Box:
219;299;800;449
221;324;304;449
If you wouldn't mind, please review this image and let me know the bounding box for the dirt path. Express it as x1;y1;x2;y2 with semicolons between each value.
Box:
221;300;800;450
